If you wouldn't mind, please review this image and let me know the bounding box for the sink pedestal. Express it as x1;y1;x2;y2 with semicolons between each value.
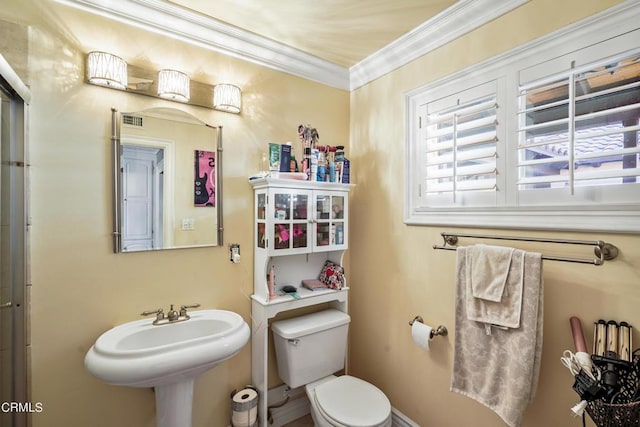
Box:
155;379;195;427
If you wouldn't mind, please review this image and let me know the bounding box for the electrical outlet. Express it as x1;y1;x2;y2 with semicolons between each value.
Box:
229;244;240;263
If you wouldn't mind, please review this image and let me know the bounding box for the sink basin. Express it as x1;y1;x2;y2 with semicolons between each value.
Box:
86;309;250;387
85;309;250;427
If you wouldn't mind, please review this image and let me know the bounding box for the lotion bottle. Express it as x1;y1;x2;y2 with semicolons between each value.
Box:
268;265;276;300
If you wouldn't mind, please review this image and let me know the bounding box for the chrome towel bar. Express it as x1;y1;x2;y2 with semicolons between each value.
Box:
432;231;619;266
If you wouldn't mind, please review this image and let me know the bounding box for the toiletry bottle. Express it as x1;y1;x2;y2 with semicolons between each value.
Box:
341;158;350;183
310;149;318;182
290;154;298;172
328;146;337;182
317;146;327;181
268;265;276;300
302;147;311;180
335;146;344;183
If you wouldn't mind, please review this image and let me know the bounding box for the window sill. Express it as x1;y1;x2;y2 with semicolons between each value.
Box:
404;206;640;233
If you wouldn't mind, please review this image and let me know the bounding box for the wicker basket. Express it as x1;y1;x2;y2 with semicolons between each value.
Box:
586;399;640;427
586;353;640;427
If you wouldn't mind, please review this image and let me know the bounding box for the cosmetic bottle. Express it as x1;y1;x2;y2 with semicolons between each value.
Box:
335;146;344;183
317;146;327;181
268;265;276;300
302;147;311;180
310;149;318;182
328;146;336;182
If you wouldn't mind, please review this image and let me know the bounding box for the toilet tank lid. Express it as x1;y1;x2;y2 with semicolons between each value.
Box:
271;309;350;339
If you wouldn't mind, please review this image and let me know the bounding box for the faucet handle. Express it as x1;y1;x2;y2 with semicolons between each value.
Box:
141;308;164;320
179;303;200;316
141;308;163;316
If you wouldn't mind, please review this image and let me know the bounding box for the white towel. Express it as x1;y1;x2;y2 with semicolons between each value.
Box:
451;247;543;427
466;248;525;330
467;244;515;301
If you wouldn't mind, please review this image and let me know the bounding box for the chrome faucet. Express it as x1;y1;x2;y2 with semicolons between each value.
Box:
141;303;200;325
167;304;179;322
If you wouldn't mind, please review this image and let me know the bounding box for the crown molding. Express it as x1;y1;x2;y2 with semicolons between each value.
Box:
56;0;528;91
349;0;529;90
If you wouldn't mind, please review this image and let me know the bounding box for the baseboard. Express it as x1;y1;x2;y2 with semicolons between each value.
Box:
392;407;420;427
267;385;310;427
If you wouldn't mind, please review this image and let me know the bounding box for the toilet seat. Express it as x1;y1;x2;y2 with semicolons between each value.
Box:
313;375;391;427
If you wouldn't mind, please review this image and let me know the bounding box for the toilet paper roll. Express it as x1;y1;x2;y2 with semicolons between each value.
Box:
231;387;258;427
411;321;432;350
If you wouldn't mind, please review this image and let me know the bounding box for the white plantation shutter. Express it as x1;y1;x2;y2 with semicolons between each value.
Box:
405;7;640;232
517;50;640;205
421;81;499;207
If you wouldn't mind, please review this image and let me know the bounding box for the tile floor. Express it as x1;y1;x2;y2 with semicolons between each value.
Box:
282;414;314;427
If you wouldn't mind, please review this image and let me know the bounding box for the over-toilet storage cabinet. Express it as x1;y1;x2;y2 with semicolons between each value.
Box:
249;177;352;427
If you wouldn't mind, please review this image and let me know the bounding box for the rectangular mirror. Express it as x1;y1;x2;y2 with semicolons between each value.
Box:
111;107;223;252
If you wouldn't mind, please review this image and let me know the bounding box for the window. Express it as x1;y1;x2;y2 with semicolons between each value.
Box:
517;51;640;204
405;3;640;232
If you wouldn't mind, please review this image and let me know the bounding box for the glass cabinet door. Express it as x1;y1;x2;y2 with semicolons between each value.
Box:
256;192;266;248
272;190;310;252
314;192;346;250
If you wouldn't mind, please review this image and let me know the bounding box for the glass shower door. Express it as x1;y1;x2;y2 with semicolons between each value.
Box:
0;84;13;427
0;66;28;427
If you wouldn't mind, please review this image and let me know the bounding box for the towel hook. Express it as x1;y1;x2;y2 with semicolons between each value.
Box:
408;316;448;339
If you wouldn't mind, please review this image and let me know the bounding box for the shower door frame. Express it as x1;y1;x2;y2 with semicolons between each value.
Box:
0;54;30;427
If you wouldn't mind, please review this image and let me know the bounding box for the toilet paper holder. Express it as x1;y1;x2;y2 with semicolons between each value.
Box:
409;316;448;339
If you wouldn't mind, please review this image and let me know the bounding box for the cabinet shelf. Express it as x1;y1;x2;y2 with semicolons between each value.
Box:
251;287;349;315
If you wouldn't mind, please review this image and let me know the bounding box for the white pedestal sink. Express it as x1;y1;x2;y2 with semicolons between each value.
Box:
85;309;250;427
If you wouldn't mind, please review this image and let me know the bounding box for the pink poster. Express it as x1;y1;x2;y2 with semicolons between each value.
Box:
194;150;215;207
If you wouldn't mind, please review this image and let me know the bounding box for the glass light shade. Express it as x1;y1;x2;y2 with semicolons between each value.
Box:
214;84;241;114
87;51;128;90
158;69;190;102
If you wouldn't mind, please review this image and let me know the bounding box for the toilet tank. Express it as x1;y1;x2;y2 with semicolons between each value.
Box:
271;309;350;388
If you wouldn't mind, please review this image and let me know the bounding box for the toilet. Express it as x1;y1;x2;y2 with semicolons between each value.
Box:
271;309;392;427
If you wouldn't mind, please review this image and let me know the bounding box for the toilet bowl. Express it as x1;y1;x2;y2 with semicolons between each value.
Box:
271;310;392;427
305;375;392;427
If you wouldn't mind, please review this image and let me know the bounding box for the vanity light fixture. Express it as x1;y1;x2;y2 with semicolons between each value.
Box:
85;52;241;112
87;51;128;90
213;84;241;114
158;69;190;103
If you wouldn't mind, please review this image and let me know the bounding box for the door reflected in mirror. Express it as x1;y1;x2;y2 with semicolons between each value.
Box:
113;107;222;252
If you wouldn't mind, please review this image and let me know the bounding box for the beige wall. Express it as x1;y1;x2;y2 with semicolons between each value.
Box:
1;0;348;426
348;0;639;426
